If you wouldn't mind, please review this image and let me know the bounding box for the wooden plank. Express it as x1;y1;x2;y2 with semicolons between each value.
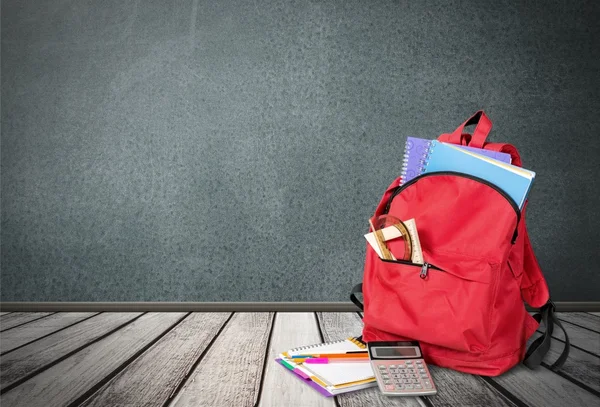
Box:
557;313;600;332
550;319;600;356
529;331;600;393
0;313;53;331
0;312;142;391
80;312;231;407
590;312;600;317
170;313;273;407
490;363;600;407
0;312;97;354
1;312;186;407
0;313;11;316
258;313;335;407
317;313;513;407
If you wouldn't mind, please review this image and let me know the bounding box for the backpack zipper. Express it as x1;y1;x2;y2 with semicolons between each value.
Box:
420;263;431;279
384;171;522;244
380;258;442;278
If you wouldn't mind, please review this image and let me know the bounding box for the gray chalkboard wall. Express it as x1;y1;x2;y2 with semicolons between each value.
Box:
2;0;599;302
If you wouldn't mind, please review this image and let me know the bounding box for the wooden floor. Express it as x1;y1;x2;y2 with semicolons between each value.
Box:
0;311;598;407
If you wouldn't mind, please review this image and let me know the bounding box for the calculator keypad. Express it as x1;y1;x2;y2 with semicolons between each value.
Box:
373;359;435;394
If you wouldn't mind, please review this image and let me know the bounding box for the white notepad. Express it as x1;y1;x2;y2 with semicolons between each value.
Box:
301;362;374;387
279;337;377;396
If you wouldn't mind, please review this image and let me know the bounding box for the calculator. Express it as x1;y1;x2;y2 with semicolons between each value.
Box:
367;340;437;396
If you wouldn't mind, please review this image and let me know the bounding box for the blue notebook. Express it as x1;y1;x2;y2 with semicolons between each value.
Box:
401;137;512;185
421;141;535;209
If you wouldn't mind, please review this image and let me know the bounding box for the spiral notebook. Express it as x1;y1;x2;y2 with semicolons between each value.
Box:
276;337;376;396
401;136;512;185
417;140;535;209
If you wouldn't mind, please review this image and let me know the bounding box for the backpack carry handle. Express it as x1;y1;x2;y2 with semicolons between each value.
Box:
484;142;523;168
438;110;492;148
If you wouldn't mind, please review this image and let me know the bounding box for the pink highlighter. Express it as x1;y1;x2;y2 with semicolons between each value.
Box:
304;357;369;364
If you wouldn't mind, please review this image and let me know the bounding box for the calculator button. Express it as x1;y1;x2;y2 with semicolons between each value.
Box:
405;384;414;389
384;385;395;391
415;384;423;389
419;368;426;373
412;378;420;383
389;364;396;368
424;381;432;388
421;374;429;379
395;384;404;390
378;366;386;370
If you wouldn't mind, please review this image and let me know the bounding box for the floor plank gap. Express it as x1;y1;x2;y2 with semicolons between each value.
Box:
0;312;145;395
162;312;236;407
65;313;191;407
556;318;600;335
542;363;600;398
252;312;278;407
1;312;100;356
480;377;526;407
168;312;271;407
536;329;600;359
0;312;56;332
557;313;600;332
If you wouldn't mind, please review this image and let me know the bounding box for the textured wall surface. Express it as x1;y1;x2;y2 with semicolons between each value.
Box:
2;0;599;302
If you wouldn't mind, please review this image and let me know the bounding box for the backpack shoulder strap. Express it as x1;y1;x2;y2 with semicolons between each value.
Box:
483;142;550;307
484;142;569;370
520;225;551;307
524;300;570;371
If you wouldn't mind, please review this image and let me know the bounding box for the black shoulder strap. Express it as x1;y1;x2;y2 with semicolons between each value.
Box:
523;300;570;371
350;283;364;311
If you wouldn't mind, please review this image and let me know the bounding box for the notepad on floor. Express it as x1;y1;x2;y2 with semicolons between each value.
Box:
276;337;377;397
301;362;374;386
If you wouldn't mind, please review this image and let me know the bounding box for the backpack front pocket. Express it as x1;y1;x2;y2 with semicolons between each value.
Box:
363;251;498;353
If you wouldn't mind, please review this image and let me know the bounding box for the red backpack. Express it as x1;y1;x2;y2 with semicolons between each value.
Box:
350;111;570;376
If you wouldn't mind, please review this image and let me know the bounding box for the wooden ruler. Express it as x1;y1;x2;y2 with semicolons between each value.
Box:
403;219;423;264
364;218;423;264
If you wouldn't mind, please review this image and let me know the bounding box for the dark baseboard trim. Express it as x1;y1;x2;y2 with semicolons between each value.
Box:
1;301;599;312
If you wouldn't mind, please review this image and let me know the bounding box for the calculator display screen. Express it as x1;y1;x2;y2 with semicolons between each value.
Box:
372;347;419;358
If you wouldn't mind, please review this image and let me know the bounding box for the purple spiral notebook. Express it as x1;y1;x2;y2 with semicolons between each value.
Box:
400;137;512;185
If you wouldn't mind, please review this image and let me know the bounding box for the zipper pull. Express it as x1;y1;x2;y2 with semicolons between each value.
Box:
420;263;430;279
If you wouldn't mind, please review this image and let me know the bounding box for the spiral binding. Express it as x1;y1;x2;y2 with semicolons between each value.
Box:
289;337;366;352
348;336;367;349
400;139;435;185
